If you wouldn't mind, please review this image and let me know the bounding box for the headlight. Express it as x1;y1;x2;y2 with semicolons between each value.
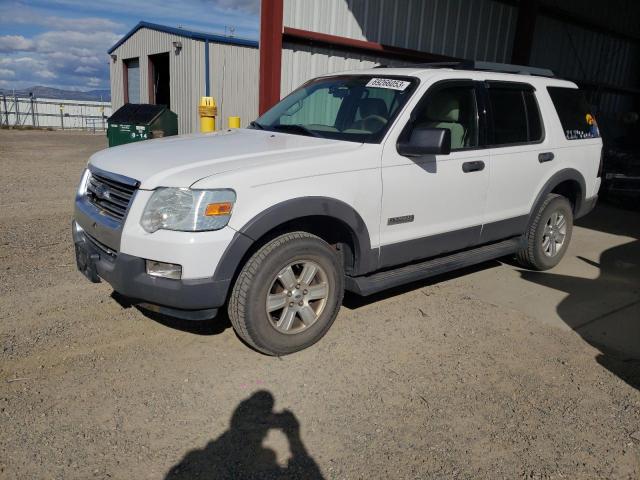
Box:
140;188;236;233
77;168;90;196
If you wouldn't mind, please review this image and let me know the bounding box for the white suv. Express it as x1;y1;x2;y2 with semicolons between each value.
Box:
73;63;602;355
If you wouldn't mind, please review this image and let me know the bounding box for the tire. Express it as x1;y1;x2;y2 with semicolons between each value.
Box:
516;193;573;271
228;232;344;355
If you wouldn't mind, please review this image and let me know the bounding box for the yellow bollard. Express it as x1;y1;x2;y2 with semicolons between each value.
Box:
198;96;217;133
228;116;240;129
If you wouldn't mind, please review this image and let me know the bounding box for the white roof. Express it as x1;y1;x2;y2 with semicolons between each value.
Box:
324;67;577;89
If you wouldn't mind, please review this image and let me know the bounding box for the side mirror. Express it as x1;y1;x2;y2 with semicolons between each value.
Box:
397;127;451;157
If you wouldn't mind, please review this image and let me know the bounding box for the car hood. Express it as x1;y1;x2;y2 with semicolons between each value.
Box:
89;129;363;189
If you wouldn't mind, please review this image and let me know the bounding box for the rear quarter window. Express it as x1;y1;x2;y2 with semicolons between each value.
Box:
547;87;600;140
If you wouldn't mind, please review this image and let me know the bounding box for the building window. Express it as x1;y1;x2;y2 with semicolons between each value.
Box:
124;58;140;104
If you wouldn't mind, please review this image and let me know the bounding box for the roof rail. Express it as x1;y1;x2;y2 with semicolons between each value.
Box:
465;61;555;77
374;60;555;77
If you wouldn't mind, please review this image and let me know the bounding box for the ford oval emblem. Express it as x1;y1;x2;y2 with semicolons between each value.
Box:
94;184;110;200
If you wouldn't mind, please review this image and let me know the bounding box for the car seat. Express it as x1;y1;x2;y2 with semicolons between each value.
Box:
422;92;466;149
350;98;389;133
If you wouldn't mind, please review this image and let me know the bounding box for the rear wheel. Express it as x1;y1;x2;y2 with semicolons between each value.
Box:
228;232;344;355
516;193;573;270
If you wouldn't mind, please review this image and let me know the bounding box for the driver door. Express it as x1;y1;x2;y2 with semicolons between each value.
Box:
378;80;490;268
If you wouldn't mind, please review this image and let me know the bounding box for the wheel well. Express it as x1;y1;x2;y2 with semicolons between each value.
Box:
551;180;582;213
238;215;359;277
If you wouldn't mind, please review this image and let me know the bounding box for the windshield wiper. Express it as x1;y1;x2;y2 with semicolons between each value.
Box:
271;124;321;138
249;120;265;130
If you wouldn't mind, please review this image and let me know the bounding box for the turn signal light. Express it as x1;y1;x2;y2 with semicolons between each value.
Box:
205;202;233;216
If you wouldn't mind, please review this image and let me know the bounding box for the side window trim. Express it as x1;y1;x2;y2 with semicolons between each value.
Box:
398;78;484;153
475;81;489;148
485;80;536;91
483;80;546;148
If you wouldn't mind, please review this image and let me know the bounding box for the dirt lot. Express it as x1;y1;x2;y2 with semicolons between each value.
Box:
1;129;639;479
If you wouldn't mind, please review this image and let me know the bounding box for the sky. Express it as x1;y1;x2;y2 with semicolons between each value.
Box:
0;0;260;92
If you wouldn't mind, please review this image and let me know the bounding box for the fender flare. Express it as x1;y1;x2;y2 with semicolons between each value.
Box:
529;168;587;223
213;197;375;285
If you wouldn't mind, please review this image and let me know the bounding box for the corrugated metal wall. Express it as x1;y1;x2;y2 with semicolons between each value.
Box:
284;0;517;59
281;42;410;97
530;13;639;136
281;0;518;96
110;28;205;134
539;0;640;40
531;16;638;91
209;43;260;128
110;28;258;134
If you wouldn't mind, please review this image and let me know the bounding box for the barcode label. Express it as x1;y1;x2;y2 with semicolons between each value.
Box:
366;78;411;91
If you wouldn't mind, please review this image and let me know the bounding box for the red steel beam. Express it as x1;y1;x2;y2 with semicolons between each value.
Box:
283;27;458;63
259;0;284;114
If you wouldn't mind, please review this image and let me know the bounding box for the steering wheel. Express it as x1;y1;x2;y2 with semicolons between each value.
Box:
360;114;388;132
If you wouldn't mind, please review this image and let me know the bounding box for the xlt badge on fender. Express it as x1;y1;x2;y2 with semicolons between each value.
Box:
387;215;415;225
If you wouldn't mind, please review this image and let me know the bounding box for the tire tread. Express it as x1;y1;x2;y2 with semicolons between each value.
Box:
516;193;570;270
228;232;342;355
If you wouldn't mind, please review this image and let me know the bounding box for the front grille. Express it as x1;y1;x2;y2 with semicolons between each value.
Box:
86;171;138;221
84;229;117;259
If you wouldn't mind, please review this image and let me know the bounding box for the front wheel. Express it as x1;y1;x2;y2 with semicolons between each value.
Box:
228;232;344;355
516;193;574;271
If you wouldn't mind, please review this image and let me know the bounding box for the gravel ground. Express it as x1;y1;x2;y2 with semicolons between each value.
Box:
1;129;639;479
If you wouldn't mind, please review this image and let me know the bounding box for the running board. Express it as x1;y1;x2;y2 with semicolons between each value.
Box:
345;237;521;296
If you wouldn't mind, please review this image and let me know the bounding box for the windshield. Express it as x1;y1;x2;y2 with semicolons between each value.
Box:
253;75;419;143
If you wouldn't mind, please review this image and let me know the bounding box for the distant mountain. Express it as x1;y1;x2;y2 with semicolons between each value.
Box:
0;86;111;102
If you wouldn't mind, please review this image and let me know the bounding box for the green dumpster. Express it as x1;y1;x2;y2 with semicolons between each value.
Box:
107;104;178;147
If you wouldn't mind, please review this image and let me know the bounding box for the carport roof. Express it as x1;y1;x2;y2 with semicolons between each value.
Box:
108;21;259;54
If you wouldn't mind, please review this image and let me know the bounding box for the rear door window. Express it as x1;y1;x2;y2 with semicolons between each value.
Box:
487;83;544;146
547;87;600;140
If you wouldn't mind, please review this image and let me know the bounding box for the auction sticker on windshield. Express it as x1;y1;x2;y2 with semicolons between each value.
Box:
366;78;411;91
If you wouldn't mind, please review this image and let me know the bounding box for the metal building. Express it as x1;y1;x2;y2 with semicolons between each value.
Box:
259;0;640;138
108;22;259;134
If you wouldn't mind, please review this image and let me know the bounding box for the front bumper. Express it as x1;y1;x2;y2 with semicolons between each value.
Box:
72;221;229;320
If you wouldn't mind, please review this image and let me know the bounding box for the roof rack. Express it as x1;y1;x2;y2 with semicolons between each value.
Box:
374;60;555;78
467;61;555;77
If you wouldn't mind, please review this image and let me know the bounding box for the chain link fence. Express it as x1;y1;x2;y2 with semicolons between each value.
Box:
1;95;112;131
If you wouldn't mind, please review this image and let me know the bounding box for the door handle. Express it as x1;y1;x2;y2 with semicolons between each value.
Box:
538;152;555;163
462;161;485;173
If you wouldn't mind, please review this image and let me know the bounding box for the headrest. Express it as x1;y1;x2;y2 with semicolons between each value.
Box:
426;93;460;122
359;98;388;118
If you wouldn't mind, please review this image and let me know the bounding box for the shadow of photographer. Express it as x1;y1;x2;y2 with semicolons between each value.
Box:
165;390;324;479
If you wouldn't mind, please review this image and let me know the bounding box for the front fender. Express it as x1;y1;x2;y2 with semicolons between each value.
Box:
213;196;376;286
